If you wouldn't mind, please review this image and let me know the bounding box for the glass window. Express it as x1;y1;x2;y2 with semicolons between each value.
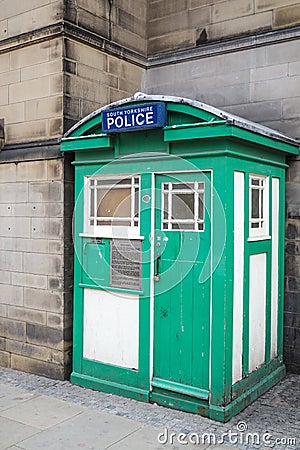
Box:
162;181;205;231
249;174;269;238
86;176;140;234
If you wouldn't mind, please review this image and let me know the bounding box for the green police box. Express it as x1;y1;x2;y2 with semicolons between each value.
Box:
61;93;299;422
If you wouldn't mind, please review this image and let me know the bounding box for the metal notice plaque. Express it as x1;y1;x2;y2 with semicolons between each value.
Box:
110;239;142;290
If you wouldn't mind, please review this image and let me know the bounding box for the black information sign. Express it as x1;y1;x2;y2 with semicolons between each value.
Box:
110;239;142;291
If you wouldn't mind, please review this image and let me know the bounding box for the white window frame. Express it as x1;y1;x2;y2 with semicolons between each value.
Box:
161;181;205;231
83;175;140;238
249;174;269;240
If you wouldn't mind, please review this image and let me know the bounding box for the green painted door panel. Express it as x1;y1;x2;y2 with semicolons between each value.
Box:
82;238;110;286
153;172;211;391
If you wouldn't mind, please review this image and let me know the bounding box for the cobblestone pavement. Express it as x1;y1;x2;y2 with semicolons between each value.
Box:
0;367;299;449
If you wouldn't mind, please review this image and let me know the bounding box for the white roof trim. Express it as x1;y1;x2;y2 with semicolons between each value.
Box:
63;92;299;147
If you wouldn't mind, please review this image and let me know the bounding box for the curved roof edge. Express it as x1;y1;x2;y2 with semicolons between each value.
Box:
63;92;299;148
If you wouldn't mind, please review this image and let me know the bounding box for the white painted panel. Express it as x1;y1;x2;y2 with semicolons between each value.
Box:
249;253;266;373
271;178;279;358
83;289;139;369
150;172;155;383
232;171;244;384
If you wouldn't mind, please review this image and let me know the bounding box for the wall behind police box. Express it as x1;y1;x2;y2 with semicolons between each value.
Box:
147;0;300;55
143;38;300;139
142;34;300;373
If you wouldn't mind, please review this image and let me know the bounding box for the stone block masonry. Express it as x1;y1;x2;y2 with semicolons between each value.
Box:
285;158;300;373
144;39;300;139
0;38;64;144
0;154;73;379
148;0;300;55
63;39;144;129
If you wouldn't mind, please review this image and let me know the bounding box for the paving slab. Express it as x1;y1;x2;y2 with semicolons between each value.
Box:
0;384;36;412
0;416;38;450
0;394;85;430
17;409;142;450
107;424;211;449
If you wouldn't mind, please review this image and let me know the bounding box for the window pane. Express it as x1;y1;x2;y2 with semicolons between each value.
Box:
251;189;259;219
172;193;194;220
163;193;169;220
90;189;94;217
251;178;260;186
97;220;131;226
198;182;204;192
134;189;139;219
97;187;131;218
172;183;193;191
97;178;131;187
161;181;205;232
172;222;194;230
260;189;264;218
198;193;204;220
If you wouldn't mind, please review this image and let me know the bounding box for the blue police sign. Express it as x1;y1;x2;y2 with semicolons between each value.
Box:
102;102;166;133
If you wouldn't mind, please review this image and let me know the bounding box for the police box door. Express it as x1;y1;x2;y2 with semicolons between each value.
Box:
151;171;211;400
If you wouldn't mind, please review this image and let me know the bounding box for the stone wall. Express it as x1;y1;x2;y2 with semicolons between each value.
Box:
0;153;73;379
64;0;147;55
285;158;300;373
148;0;300;55
0;0;62;40
0;38;63;144
0;0;148;56
64;39;144;130
144;37;300;138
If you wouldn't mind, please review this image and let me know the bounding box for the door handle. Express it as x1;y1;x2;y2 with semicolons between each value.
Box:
154;252;161;281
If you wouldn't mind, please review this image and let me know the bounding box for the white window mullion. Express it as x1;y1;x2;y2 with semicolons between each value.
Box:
161;180;205;232
249;174;269;239
84;176;140;236
93;185;96;226
194;182;198;231
130;177;135;228
168;183;172;230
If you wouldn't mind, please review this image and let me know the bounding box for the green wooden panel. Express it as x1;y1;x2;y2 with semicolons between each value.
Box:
164;121;298;155
68;115;102;137
118;128;167;155
166;102;218;122
209;161;233;406
164;122;232;142
153;172;211;392
61;135;112;152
